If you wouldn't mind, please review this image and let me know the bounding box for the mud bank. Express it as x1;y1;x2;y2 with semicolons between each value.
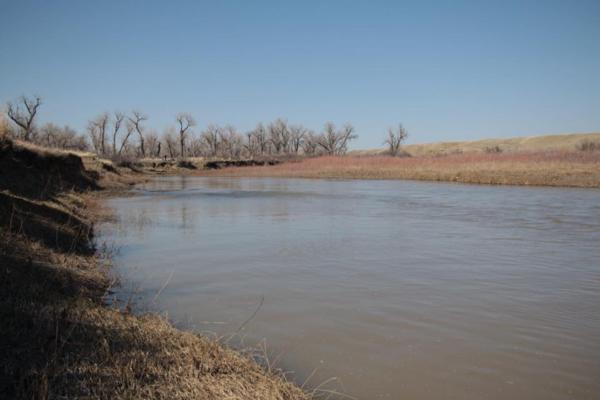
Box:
0;137;307;399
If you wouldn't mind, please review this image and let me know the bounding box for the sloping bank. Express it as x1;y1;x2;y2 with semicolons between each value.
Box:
0;137;307;400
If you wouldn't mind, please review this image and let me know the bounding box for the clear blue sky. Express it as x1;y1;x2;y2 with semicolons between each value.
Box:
1;0;599;148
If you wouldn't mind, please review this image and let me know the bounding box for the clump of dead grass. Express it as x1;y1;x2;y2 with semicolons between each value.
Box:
0;228;307;399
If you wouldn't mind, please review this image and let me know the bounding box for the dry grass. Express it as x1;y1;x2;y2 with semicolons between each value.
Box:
198;150;600;188
0;137;309;400
0;230;307;399
4;136;97;158
353;132;600;156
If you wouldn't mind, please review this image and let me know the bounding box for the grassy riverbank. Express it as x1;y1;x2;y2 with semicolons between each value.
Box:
197;137;600;188
0;137;307;399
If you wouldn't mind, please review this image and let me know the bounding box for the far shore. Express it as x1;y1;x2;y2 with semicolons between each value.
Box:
193;151;600;188
127;132;600;189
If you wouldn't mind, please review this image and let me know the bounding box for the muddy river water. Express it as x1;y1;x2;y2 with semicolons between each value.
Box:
99;176;600;399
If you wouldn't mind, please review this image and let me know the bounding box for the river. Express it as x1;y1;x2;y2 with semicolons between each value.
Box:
99;176;600;399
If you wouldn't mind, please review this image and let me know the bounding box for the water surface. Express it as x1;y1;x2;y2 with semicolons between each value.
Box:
100;177;600;399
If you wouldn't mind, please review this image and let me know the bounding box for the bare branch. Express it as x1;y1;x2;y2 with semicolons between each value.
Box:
6;95;42;141
118;122;135;157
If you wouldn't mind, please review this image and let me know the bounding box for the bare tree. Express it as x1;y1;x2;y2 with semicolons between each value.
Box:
145;130;160;158
268;119;289;154
6;95;42;141
188;136;203;157
289;124;307;154
201;124;221;157
316;122;357;155
111;112;125;156
39;123;87;150
337;124;357;154
219;125;242;159
40;123;60;147
162;127;179;159
384;123;408;156
57;125;87;151
87;121;100;154
244;131;258;158
302;131;319;156
244;123;269;157
317;122;337;155
118;121;135;157
243;123;266;156
254;123;268;155
93;113;109;156
176;113;196;159
128;110;148;157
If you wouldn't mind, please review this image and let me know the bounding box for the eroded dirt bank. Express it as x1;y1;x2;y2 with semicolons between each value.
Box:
0;137;307;400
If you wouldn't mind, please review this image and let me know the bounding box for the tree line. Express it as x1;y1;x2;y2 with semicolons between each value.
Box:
2;95;408;159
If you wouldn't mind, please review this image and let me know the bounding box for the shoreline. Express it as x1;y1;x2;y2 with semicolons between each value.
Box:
190;151;600;189
0;137;308;399
2;135;598;398
84;132;600;189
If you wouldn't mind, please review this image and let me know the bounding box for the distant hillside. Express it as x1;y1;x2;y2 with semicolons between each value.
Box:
353;132;600;156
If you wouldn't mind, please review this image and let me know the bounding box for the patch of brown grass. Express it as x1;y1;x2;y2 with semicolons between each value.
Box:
198;150;600;188
0;137;99;200
0;229;307;399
